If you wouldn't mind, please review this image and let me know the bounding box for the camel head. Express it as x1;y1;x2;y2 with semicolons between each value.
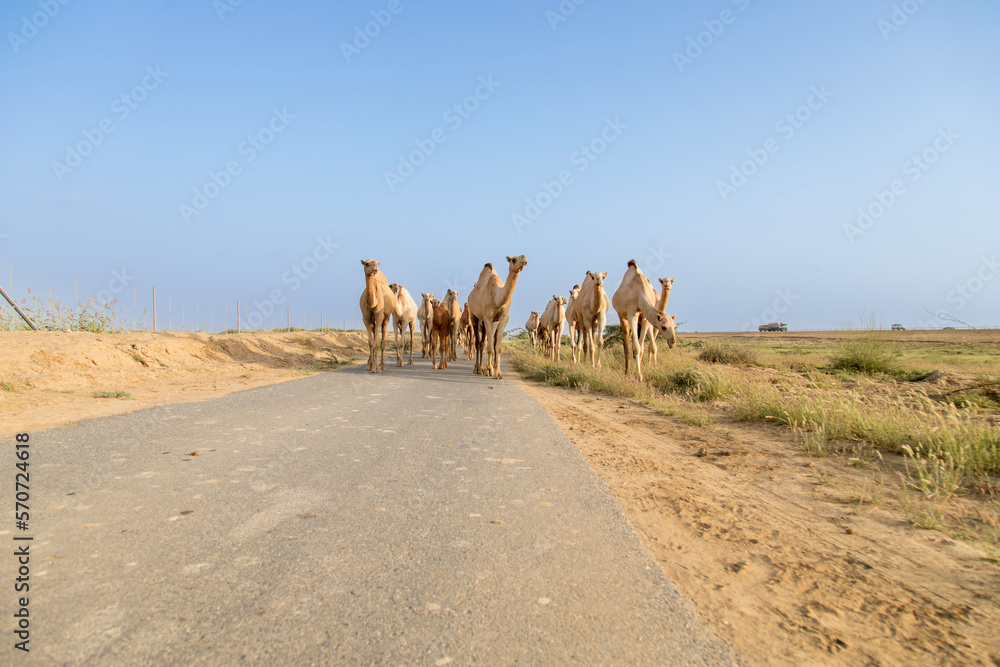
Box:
553;295;567;307
659;277;674;292
569;286;581;301
505;255;529;274
587;271;608;288
445;289;459;302
360;259;380;276
421;292;434;302
653;312;677;349
388;282;401;295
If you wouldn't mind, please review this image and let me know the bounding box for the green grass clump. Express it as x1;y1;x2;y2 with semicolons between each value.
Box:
93;390;131;399
698;341;758;366
832;331;902;375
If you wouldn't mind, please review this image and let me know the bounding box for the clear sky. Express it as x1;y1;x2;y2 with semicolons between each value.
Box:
2;0;998;333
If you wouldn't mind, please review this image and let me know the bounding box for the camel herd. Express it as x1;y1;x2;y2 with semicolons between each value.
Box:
359;256;676;382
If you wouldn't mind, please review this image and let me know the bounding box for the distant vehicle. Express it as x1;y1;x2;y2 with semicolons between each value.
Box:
891;324;906;330
759;322;788;332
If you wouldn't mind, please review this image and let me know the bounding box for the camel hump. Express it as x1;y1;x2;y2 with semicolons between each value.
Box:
484;262;493;270
627;259;637;269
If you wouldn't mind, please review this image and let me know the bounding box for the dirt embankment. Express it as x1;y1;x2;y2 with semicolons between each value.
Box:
0;330;370;436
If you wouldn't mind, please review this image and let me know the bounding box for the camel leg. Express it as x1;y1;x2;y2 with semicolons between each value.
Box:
379;318;389;372
366;320;377;372
395;322;403;367
439;330;448;370
630;315;646;382
620;318;632;377
407;323;414;365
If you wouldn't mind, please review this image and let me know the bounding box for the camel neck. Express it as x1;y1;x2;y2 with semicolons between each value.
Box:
497;270;520;310
656;286;671;311
365;273;380;309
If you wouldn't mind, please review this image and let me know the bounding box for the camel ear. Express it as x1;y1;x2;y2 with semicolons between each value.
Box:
360;260;365;266
602;272;608;279
506;256;512;262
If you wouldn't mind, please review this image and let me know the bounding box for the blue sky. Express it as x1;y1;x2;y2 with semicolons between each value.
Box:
1;0;998;332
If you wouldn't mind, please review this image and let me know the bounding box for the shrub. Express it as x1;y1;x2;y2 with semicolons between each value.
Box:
698;341;758;366
833;331;901;375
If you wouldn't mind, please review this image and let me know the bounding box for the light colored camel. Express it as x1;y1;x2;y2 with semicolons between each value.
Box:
611;260;676;382
359;259;397;373
461;303;475;360
645;277;674;363
539;295;567;361
525;311;541;350
563;285;582;362
417;293;434;358
430;290;459;370
574;271;609;368
388;283;418;367
468;255;528;380
448;290;462;361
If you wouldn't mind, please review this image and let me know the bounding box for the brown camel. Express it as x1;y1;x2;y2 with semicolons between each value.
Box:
417;293;434;358
611;260;676;382
539;295;567;361
430;290;459;370
563;285;582;362
574;271;610;368
645;277;675;363
448;290;463;361
359;259;397;373
388;283;418;367
468;255;528;380
461;303;475;360
525;311;541;350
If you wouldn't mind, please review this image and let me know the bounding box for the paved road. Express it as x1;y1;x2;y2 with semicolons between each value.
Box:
7;357;735;665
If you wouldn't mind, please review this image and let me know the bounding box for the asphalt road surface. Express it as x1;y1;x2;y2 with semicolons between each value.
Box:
7;356;735;665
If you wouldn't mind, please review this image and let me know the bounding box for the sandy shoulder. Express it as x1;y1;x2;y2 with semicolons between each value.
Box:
512;375;1000;666
0;330;371;437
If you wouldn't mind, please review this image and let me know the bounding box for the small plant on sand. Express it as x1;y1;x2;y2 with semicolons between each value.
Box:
93;390;131;399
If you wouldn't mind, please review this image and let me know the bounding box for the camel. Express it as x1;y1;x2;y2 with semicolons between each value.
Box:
537;321;552;358
525;311;540;350
563;285;582;362
468;255;528;380
359;259;397;373
574;271;609;368
538;295;567;361
611;260;676;382
644;277;675;363
461;303;475;360
430;290;459;370
417;293;435;358
448;291;463;361
388;283;418;367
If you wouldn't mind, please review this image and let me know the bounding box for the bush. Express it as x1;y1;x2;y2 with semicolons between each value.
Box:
832;331;901;375
698;341;758;366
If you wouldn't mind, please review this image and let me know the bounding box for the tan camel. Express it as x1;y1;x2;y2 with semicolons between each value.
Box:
388;283;418;367
359;259;397;373
525;311;541;350
611;260;676;382
468;255;528;379
574;271;610;368
430;290;459;370
539;295;567;361
448;291;463;361
644;277;675;363
461;303;475;360
537;321;552;357
417;293;434;358
563;285;582;362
